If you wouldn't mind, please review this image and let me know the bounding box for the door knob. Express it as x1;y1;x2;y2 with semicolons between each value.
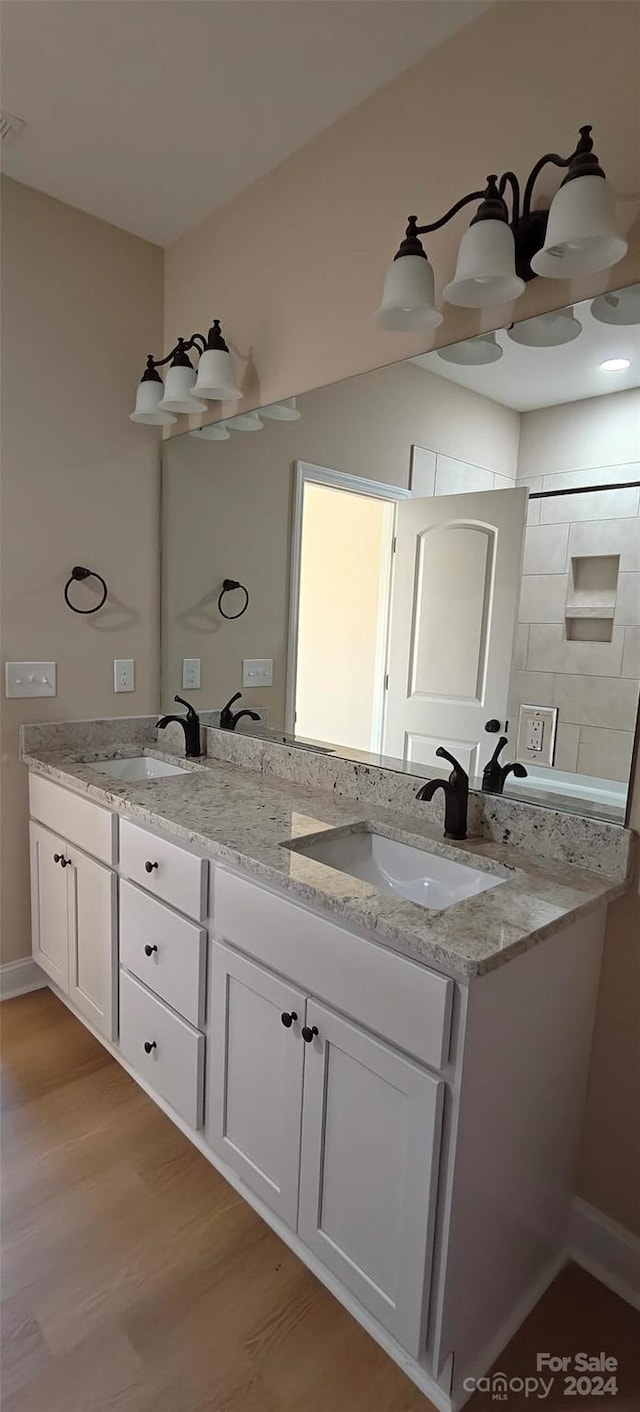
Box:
280;1011;297;1028
485;719;501;733
53;853;62;863
145;860;159;873
301;1025;319;1043
144;1040;157;1054
144;944;158;957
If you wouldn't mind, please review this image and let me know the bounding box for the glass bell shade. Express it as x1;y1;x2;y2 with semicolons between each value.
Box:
437;332;503;365
129;376;177;425
260;397;301;421
158;364;207;414
530;176;627;279
507;307;582;347
189;422;231;441
591;283;640;326
192;347;242;401
444;220;525;308
374;254;442;331
226;412;264;431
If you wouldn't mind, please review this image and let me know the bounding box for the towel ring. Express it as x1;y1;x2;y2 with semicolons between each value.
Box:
64;565;108;615
218;578;249;620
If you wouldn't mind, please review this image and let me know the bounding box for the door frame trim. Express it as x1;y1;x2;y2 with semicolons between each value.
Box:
286;461;410;737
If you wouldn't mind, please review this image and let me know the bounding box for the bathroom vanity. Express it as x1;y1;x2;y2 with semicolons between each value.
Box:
21;721;633;1412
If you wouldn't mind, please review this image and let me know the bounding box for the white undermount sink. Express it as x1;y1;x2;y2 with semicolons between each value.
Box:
292;828;505;911
91;756;189;782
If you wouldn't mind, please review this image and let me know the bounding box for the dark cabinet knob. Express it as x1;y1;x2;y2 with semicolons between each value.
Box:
301;1025;319;1043
144;944;158;957
145;861;159;873
280;1011;297;1028
144;1040;157;1054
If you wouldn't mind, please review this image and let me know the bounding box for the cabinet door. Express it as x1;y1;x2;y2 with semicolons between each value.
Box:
207;943;305;1228
30;822;70;991
298;1001;444;1356
67;847;117;1041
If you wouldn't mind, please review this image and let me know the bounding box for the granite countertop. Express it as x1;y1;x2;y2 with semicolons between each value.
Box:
22;742;629;981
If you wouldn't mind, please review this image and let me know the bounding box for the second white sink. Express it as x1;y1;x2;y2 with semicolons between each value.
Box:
292;828;505;911
91;756;189;782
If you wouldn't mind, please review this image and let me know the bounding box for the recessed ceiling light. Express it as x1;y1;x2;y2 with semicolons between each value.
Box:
599;357;631;372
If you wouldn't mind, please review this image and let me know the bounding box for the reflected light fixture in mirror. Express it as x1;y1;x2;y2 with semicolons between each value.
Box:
507;307;582;347
375;126;627;330
261;398;301;421
591;283;640;325
437;332;503;365
600;357;631;371
226;411;264;431
190;422;231;440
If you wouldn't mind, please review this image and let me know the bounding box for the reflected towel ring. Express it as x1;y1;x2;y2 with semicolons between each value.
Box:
64;565;108;615
218;578;249;620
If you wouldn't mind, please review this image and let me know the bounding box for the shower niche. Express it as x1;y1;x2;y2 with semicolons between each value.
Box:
565;554;620;642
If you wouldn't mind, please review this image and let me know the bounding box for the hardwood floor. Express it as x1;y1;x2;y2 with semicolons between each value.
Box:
1;989;639;1412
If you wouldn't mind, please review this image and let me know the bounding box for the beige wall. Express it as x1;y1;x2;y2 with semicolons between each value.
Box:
161;359;518;721
518;388;640;481
1;177;163;964
163;0;640;1237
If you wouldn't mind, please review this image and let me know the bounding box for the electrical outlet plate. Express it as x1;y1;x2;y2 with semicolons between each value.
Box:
5;662;56;698
516;704;558;767
242;658;273;688
182;658;201;690
114;659;135;693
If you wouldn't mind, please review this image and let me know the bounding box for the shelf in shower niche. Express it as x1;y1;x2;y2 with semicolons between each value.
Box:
565;554;619;642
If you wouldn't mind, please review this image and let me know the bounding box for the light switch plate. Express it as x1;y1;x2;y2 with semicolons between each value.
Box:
182;658;201;690
516;704;558;767
242;658;273;688
5;662;56;698
114;659;135;693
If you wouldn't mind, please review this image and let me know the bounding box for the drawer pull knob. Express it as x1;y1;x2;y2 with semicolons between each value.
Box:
281;1011;297;1028
145;861;159;873
144;944;158;957
301;1025;319;1043
144;1040;157;1054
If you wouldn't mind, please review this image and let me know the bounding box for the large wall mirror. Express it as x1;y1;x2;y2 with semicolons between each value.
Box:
162;285;640;824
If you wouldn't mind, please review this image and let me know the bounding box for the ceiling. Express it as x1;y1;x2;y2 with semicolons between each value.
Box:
415;292;640;411
1;0;492;246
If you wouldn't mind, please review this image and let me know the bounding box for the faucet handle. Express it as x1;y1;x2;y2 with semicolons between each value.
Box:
435;746;469;784
174;694;197;718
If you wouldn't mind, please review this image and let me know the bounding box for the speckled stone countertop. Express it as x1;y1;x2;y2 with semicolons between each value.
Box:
21;734;632;981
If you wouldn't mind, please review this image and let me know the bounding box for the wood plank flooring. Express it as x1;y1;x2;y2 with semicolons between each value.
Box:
1;988;639;1411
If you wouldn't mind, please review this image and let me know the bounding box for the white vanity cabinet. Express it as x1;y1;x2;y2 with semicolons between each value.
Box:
30;820;117;1039
207;938;444;1357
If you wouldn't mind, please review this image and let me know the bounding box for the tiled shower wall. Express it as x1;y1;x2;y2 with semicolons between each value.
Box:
511;460;640;782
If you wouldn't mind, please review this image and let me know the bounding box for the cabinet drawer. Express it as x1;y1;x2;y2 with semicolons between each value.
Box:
120;881;206;1028
119;970;204;1128
119;819;208;921
213;870;453;1072
29;773;116;865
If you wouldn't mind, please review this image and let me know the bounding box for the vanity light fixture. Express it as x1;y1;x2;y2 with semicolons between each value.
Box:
599;357;631;371
130;320;242;425
375;126;627;331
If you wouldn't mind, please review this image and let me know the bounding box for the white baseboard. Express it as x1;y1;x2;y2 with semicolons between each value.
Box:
569;1197;640;1311
0;957;48;1000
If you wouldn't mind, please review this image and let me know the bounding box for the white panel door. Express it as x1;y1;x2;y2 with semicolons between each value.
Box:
298;1001;444;1356
30;822;70;990
384;488;527;774
207;943;306;1229
67;846;117;1041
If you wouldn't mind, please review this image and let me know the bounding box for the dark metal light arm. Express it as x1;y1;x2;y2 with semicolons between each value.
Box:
522;124;599;216
413;190;487;237
498;171;521;224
